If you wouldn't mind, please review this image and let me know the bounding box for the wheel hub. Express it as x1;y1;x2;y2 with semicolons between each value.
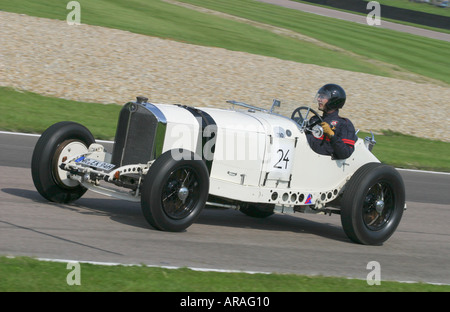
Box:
54;140;88;188
177;186;189;202
375;199;385;214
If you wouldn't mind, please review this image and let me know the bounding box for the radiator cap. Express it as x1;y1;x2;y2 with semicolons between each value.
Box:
136;96;148;104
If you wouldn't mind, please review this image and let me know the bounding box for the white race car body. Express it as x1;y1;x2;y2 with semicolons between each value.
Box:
32;97;404;245
108;100;378;209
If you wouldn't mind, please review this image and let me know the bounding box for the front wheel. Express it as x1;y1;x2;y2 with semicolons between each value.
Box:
340;163;405;245
31;121;95;203
141;150;209;232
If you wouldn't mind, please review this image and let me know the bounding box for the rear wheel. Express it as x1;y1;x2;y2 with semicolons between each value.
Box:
340;163;405;245
31;122;95;203
141;150;209;232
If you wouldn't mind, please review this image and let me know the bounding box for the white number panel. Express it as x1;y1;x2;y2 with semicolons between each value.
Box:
267;137;296;181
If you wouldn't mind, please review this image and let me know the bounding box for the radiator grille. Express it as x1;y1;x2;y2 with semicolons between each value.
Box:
111;103;159;166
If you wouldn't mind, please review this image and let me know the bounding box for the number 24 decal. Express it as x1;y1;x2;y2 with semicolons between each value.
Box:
274;149;290;169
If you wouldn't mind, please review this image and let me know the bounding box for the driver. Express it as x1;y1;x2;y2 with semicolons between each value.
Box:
306;84;357;159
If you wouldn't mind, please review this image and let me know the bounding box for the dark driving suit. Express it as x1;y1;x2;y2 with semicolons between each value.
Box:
306;110;357;159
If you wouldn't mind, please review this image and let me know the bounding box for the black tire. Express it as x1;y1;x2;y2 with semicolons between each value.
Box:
240;203;274;218
31;121;95;203
141;150;209;232
340;162;405;245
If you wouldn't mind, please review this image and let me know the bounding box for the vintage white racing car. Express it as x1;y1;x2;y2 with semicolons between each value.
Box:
31;96;405;245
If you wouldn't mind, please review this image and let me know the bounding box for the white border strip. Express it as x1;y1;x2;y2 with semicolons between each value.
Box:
396;168;450;175
0;130;113;144
36;257;270;275
2;131;448;175
0;131;40;137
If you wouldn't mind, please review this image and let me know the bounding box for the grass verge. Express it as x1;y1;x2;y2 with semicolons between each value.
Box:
177;0;450;84
0;87;120;140
1;86;449;172
1;256;449;292
357;130;450;172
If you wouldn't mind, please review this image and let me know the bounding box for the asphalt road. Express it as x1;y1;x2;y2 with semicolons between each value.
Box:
1;132;449;285
256;0;450;42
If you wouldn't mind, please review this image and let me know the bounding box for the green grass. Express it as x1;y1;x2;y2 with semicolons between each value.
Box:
178;0;450;84
1;0;449;84
1;86;449;172
357;130;450;172
0;87;120;140
1;256;449;291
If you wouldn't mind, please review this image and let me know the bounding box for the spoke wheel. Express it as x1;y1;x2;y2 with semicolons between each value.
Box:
161;166;201;220
363;182;395;231
341;163;405;245
141;150;209;232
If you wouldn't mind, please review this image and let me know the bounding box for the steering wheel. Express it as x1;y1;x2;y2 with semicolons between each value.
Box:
291;106;323;130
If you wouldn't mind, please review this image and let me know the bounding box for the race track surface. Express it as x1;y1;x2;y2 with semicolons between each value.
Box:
1;132;449;285
256;0;450;42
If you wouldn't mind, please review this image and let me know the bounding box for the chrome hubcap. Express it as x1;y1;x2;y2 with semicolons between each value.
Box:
363;182;395;230
375;199;385;214
162;167;200;220
178;187;189;203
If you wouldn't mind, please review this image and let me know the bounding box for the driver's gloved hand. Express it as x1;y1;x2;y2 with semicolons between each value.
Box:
321;122;335;138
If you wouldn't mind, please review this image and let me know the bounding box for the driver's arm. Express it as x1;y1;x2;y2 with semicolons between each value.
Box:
331;121;357;159
330;135;355;159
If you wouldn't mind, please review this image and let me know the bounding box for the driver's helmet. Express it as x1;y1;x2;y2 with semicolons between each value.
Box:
314;84;346;110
